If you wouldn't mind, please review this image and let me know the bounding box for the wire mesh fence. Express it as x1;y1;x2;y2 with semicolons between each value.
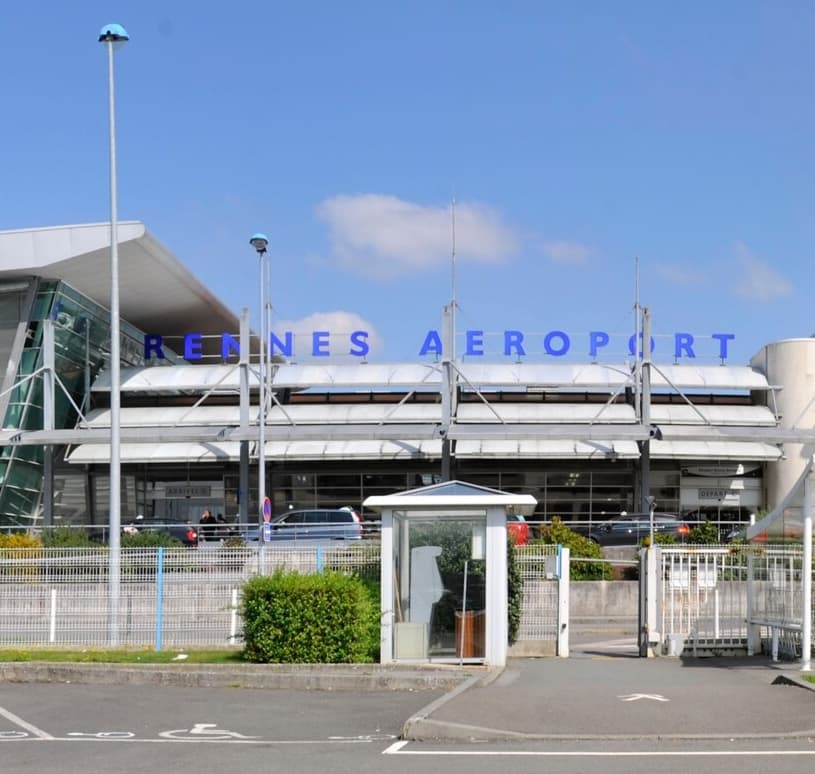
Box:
514;543;559;641
0;544;380;649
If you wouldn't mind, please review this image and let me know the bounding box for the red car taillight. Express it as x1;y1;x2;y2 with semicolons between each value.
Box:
677;523;690;538
187;528;198;543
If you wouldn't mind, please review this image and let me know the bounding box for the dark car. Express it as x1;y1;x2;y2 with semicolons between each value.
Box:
245;507;364;542
576;512;689;546
124;517;199;546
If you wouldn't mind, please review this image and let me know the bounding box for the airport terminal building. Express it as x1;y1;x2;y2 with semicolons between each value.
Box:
0;222;812;533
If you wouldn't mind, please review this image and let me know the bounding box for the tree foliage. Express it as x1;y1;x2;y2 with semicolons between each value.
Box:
537;516;613;581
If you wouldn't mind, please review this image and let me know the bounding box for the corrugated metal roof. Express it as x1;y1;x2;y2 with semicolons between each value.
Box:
90;360;774;395
649;404;777;426
456;363;634;388
456;403;636;423
454;440;640;459
649;365;769;390
650;440;782;461
83;403;442;428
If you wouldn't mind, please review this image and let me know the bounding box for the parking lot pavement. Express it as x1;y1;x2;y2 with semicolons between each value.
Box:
404;656;815;741
2;655;813;748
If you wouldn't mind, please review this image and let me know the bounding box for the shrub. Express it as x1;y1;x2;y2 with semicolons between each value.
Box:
42;527;99;548
507;536;523;642
0;532;43;579
688;521;722;544
0;533;42;549
537;517;613;581
242;570;378;663
121;531;183;548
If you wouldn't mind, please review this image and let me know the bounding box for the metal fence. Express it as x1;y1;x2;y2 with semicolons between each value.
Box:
747;546;815;660
0;542;560;650
659;544;815;659
0;544;379;649
514;543;560;642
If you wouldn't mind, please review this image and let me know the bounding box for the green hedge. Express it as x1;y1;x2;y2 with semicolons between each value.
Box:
537;517;613;581
241;570;379;663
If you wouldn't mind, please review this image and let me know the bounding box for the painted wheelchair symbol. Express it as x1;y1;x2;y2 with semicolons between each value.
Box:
159;723;258;741
67;731;135;739
0;731;28;739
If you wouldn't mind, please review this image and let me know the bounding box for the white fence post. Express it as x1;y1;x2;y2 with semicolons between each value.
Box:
802;475;812;672
557;546;570;657
49;588;57;644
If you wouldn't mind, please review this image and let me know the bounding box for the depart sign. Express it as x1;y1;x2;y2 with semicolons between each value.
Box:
144;328;736;362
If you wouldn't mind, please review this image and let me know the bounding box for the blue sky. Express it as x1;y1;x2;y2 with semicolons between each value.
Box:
2;2;815;366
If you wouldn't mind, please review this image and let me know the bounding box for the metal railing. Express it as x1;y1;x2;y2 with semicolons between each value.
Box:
659;544;815;659
660;545;749;653
0;542;560;650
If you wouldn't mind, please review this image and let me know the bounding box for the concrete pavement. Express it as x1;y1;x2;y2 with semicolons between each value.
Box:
403;654;815;741
2;654;813;743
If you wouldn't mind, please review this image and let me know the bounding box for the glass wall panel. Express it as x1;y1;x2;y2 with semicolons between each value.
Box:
393;512;486;662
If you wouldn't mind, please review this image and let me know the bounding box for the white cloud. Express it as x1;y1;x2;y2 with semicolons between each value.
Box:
315;194;519;278
541;240;591;264
655;263;700;285
733;243;792;301
274;311;383;360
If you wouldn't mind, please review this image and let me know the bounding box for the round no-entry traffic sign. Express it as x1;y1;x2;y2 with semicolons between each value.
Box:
262;496;272;522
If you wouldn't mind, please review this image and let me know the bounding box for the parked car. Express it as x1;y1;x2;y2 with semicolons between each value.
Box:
575;513;689;546
123;517;199;546
507;514;530;546
245;507;364;542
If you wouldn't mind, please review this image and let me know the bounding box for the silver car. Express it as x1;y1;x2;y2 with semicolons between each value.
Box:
246;508;364;542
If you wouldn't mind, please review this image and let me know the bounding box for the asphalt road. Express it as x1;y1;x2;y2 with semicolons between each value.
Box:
2;679;815;774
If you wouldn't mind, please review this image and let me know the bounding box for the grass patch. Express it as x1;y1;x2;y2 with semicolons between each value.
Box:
804;674;815;686
0;648;246;664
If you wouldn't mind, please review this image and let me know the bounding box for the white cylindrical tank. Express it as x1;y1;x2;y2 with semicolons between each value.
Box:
751;338;815;507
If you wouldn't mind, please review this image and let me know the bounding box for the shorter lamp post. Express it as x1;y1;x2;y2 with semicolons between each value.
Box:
250;233;269;540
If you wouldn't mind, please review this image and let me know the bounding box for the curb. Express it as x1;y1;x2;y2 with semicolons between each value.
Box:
0;662;478;692
772;672;815;693
402;664;815;743
402;667;502;739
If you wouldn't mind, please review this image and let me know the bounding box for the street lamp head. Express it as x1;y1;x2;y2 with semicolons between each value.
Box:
98;23;129;44
250;233;269;255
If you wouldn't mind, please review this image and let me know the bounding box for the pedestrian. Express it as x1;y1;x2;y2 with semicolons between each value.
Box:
199;509;216;541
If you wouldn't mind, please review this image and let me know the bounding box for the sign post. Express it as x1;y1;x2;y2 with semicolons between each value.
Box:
262;496;272;543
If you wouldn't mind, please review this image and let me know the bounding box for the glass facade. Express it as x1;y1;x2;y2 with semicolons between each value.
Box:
0;280;150;526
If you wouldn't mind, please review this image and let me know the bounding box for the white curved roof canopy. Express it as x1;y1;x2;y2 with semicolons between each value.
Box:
0;222;239;340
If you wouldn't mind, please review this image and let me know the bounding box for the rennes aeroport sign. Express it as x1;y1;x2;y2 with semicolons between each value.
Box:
144;329;736;362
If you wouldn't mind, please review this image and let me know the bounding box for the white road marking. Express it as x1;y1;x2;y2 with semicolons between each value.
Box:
385;746;815;757
160;723;257;740
67;731;135;739
328;734;397;741
0;706;54;740
618;693;670;702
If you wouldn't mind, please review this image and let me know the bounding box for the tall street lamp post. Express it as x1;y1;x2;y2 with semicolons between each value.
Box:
250;234;269;539
99;22;128;646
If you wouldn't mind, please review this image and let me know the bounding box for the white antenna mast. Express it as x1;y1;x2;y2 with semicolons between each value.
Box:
634;256;641;419
450;195;457;359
